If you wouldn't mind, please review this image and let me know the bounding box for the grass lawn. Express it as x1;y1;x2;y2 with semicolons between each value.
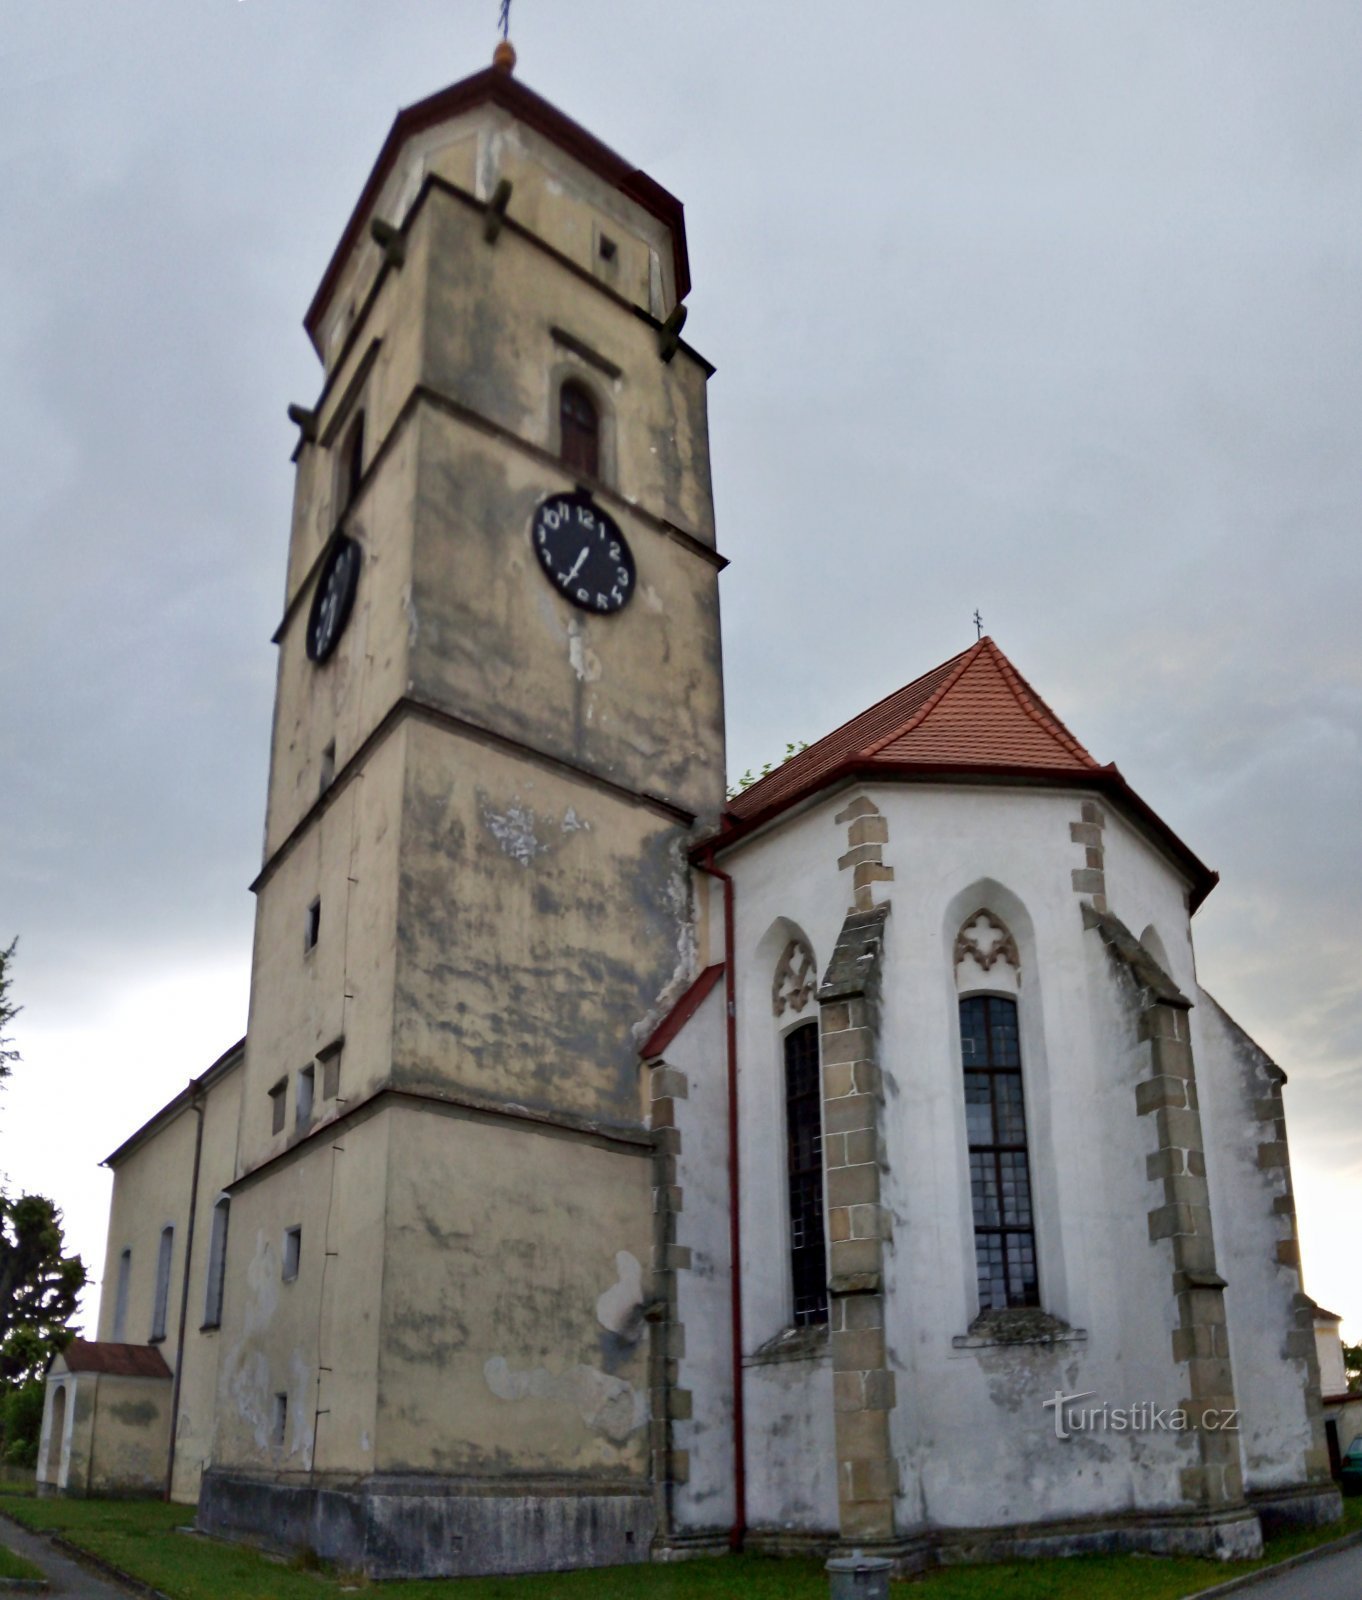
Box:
0;1489;1357;1600
0;1538;45;1582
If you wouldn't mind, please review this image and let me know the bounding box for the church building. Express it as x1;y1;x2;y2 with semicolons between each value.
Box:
36;45;1340;1578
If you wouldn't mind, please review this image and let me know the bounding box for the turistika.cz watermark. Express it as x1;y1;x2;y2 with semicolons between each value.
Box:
1043;1390;1239;1441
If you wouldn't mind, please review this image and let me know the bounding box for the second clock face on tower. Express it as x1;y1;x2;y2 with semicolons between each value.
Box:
531;492;635;614
306;535;361;663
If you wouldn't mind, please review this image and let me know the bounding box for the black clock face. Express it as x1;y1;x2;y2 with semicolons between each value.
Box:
531;492;635;614
306;535;361;663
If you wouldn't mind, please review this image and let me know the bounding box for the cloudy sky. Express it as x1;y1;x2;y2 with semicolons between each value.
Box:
2;3;1358;1341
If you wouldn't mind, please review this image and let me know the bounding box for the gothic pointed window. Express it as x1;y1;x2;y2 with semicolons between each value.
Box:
960;994;1039;1311
559;380;600;479
784;1020;828;1326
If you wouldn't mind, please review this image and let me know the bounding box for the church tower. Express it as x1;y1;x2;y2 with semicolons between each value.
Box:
199;49;725;1577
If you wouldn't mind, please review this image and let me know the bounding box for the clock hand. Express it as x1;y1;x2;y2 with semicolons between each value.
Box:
564;547;589;584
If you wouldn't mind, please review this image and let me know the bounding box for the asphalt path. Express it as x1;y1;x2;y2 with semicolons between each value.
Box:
0;1512;136;1597
1205;1539;1362;1600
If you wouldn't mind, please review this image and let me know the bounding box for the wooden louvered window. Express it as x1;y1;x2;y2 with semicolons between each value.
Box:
785;1021;828;1326
961;994;1040;1311
559;380;600;479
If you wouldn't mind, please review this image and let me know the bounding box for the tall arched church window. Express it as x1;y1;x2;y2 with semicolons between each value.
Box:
203;1197;230;1330
960;993;1039;1311
150;1225;174;1342
112;1248;131;1343
784;1019;828;1326
559;380;600;479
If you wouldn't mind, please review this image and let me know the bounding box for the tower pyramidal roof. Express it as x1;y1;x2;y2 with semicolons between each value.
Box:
720;637;1218;909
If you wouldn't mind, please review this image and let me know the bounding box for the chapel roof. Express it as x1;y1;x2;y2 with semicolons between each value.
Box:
713;636;1218;910
54;1340;172;1379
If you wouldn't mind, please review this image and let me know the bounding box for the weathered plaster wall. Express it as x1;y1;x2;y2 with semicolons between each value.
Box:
210;1111;388;1480
241;726;405;1174
393;718;695;1126
284;213;431;612
420;184;712;545
88;1376;172;1495
98;1110;199;1347
314;103;679;372
653;981;736;1535
1194;995;1330;1496
267;421;420;858
1316;1325;1347;1398
374;1098;652;1480
407;413;723;822
170;1065;245;1502
717;780;1303;1539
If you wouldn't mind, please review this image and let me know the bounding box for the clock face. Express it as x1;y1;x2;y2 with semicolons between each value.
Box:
306;535;361;663
531;491;635;614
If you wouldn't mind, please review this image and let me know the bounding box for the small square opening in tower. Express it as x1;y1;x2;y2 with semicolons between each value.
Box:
305;898;321;952
282;1226;302;1282
296;1064;315;1129
320;741;336;796
598;233;617;262
269;1080;287;1136
273;1393;287;1446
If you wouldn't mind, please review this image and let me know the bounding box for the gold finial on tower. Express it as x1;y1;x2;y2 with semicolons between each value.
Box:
493;0;516;71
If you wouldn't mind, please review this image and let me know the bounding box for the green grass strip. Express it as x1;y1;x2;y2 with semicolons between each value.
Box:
0;1540;45;1582
0;1489;1356;1600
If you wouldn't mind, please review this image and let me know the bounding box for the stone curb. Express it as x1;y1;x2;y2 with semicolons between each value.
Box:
0;1580;48;1594
46;1534;172;1600
1179;1524;1362;1599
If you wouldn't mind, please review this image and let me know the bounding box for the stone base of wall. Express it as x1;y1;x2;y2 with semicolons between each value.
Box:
936;1503;1264;1564
1247;1482;1343;1536
652;1528;731;1561
197;1470;654;1579
744;1507;1264;1573
742;1525;837;1559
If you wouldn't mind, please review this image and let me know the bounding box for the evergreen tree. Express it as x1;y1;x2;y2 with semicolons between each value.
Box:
0;941;88;1463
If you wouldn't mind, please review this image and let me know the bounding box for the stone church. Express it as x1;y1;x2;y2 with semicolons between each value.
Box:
36;46;1340;1578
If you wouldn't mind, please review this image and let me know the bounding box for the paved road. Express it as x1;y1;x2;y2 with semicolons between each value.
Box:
0;1513;135;1597
1220;1539;1362;1600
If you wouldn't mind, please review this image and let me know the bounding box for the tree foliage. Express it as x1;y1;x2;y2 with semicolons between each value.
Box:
1344;1341;1362;1395
727;741;810;800
0;941;88;1464
0;938;19;1081
0;1194;87;1388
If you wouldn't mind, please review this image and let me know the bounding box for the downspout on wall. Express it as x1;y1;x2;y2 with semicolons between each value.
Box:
164;1080;205;1500
697;848;745;1553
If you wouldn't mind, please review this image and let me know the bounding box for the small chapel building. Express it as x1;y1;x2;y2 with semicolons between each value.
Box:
38;46;1339;1578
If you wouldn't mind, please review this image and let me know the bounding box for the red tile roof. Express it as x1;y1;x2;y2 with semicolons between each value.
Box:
712;637;1218;911
56;1340;172;1379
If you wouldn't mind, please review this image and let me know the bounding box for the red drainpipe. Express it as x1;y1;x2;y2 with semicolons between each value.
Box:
698;847;745;1552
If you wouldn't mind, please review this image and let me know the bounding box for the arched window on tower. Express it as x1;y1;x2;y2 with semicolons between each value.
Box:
559;380;600;479
337;411;365;519
784;1019;828;1326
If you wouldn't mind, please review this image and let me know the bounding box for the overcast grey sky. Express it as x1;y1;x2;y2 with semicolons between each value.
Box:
2;2;1359;1336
